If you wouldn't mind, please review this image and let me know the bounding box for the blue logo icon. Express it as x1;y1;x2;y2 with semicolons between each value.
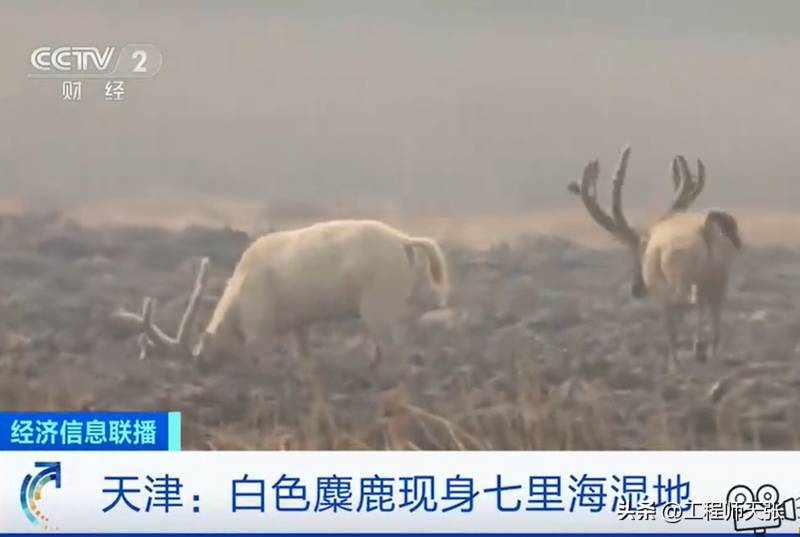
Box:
20;461;62;530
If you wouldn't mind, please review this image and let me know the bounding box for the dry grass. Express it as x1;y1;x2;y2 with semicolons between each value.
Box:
1;201;799;450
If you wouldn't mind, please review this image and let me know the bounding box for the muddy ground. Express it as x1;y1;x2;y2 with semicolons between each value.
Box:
1;211;799;449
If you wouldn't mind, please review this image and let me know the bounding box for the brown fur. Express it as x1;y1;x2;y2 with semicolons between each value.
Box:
569;147;742;368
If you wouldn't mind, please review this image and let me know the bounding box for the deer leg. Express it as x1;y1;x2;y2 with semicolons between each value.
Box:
709;301;722;360
707;274;728;361
370;342;383;370
359;287;405;389
663;305;680;372
363;317;398;389
294;328;315;382
693;298;708;363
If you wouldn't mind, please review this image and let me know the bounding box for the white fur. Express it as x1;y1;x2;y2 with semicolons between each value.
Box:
201;219;448;359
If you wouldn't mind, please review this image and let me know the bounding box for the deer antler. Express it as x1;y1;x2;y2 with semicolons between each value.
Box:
109;257;210;359
568;146;640;247
611;146;638;245
667;155;706;214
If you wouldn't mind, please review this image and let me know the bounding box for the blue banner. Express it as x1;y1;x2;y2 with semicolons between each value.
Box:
1;452;798;533
0;411;180;451
0;534;796;537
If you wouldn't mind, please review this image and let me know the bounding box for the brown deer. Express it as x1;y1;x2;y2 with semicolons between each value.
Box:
568;146;742;369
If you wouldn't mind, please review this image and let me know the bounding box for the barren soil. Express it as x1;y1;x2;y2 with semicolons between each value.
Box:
1;210;799;450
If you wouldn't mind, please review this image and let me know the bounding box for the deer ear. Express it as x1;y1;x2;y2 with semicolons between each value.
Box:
705;209;742;250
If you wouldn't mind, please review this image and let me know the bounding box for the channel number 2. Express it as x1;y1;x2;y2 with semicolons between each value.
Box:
132;50;148;73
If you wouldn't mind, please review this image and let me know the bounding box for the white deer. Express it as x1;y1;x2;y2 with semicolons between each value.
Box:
568;147;742;368
111;220;449;375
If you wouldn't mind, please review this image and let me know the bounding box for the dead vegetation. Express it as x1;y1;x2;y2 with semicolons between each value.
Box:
1;211;799;449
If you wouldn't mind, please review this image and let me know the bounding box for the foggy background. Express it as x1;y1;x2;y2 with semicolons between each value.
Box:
2;0;799;216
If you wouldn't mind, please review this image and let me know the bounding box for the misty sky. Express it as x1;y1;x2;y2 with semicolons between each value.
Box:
2;1;799;214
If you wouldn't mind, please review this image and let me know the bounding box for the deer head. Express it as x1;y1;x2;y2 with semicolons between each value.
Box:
567;146;706;298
